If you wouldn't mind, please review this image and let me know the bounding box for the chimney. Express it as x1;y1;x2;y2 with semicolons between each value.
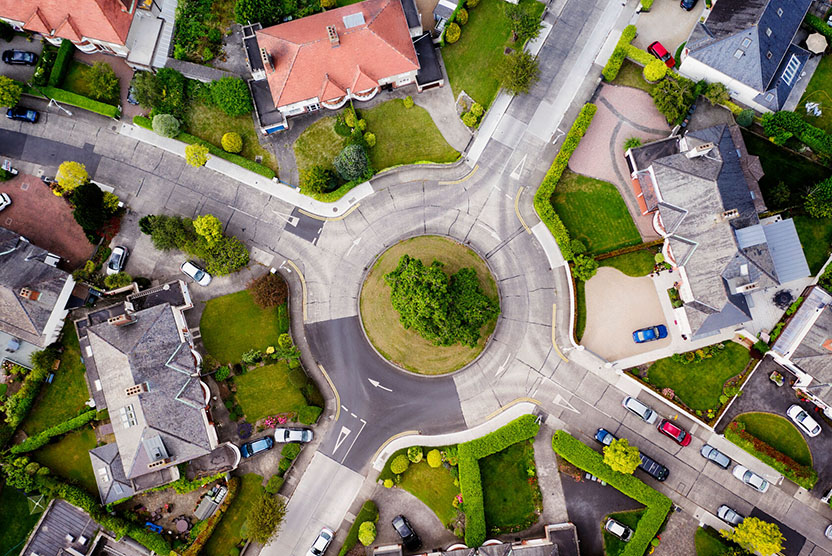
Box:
19;287;40;301
108;314;135;327
147;457;172;470
260;47;273;72
327;25;339;47
685;142;715;159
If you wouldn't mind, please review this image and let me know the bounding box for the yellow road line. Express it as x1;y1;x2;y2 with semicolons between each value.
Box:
439;164;478;185
317;364;341;422
298;203;360;221
286;259;307;322
552;304;569;362
484;397;542;421
515;186;531;234
371;430;421;465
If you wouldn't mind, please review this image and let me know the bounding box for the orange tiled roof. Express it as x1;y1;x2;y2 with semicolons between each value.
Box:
256;0;419;108
0;0;135;45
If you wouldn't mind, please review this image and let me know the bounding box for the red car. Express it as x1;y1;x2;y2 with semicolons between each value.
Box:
658;419;691;446
648;41;676;68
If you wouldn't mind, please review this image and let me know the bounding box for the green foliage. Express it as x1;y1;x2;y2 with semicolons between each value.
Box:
298;405;323;425
384;255;499;347
643;59;667;82
721;517;784;556
194;214;223;245
153;68;187;118
504;1;542;44
132;71;162;111
446;22;461;43
761;110;832;156
364;132;376;148
149;470;226;494
462;111;478;127
358;521;377;546
408;446;423;463
391;454;410;474
602;25;636;81
265;474;284;494
29;86;120;118
651;76;696;124
215;366;231;381
334;143;370;182
31;43;58;87
624;137;642;150
244;494;287;543
152;113;181;137
497;50;540;96
241;349;262;365
403;95;414;108
603;438;641;474
186;143;210;167
570;239;587;255
104;272;133;290
0;75;21;107
383;478;394;488
805;177;832;218
87;62;119;101
221;131;243;153
235;0;284;27
281;443;301;460
70;181;106;238
640;0;653;8
457;7;468;24
300;164;336;194
10;409;96;453
211;77;254;116
427;449;442;467
338;500;379;556
806;14;832;43
571;254;599;281
470;102;484;117
56;161;89;195
705;82;731;106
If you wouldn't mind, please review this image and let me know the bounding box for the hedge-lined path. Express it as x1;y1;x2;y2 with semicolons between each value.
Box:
74;51;144;121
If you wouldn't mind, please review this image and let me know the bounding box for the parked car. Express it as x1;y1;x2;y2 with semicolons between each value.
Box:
391;515;422;551
180;260;212;286
680;0;698;10
6;106;39;123
2;49;37;65
717;504;744;526
732;465;769;493
0;192;10;212
638;452;669;482
306;527;334;556
700;444;731;469
106;245;129;275
127;73;141;105
275;427;314;443
825;524;832;540
604;518;633;542
622;396;658;424
787;404;821;437
594;428;617;446
240;436;274;458
632;324;668;343
647;41;676;68
657;419;692;446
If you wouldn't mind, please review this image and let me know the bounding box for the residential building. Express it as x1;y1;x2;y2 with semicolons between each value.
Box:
678;0;813;112
76;281;219;504
0;227;75;365
625;125;810;339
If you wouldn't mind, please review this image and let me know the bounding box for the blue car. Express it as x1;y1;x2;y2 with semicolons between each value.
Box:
240;436;274;458
632;324;668;343
594;428;617;446
6;107;38;123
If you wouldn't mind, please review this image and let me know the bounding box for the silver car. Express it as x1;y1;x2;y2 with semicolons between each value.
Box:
700;444;731;469
732;464;769;493
622;396;658;424
106;245;128;275
604;518;633;542
275;427;314;443
180;260;212;286
717;504;744;526
0;192;10;212
306;527;334;556
787;404;821;437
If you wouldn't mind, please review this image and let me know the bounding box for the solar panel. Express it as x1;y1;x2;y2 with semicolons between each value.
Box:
343;12;365;28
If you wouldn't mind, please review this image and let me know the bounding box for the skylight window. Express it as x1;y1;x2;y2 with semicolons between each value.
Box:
741;37;752;47
777;7;783;16
342;12;365;28
734;49;743;59
781;54;800;86
765;27;772;37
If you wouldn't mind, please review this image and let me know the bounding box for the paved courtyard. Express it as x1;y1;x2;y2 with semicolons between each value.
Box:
631;0;704;56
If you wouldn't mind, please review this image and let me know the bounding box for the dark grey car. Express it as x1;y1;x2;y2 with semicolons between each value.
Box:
700;444;731;469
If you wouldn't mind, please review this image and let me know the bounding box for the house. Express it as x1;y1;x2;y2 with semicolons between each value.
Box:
19;498;151;556
625;125;810;340
0;0;176;69
678;0;813;113
771;285;832;414
76;281;219;504
0;227;75;366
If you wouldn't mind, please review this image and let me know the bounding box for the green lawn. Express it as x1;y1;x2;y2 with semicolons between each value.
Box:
550;170;642;254
694;527;733;556
0;482;42;556
735;412;812;467
611;60;655;95
598;247;659;277
480;440;541;534
184;101;279;174
233;362;310;422
63;61;120;105
21;324;89;435
798;54;832;134
442;0;545;107
602;509;646;556
794;214;832;275
644;342;750;411
293;116;346;174
31;428;97;495
399;460;460;526
338;500;379;556
200;291;288;364
203;474;263;556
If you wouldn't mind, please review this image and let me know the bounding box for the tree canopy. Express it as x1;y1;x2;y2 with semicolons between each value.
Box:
244;494;286;544
721;517;784;556
805;177;832;218
497;51;540;96
603;438;641;474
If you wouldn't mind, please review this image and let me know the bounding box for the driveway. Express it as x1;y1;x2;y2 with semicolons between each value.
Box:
372;484;458;554
632;0;705;56
0;35;43;83
74;51;143;121
581;267;671;361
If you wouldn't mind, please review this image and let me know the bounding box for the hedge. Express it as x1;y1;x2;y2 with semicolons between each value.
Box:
724;421;818;490
182;476;239;556
147;469;226;494
30;86;120;118
133;115;276;179
0;365;49;448
463;414;540;459
625;44;655;67
282;443;301;460
11;409;97;453
602;25;637;81
532;103;597;261
338;500;379;556
806;14;832;43
761;110;832;156
552;430;672;556
48;40;74;87
299;405;323;425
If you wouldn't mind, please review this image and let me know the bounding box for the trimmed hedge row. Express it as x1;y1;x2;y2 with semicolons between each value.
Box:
0;365;49;449
552;430;672;556
463;414;540;459
48;40;74;87
338;500;379;556
602;25;637;81
10;409;97;453
532;103;597;261
806;14;832;43
133;115;276;179
625;44;655;67
761;110;832;156
39;86;120;118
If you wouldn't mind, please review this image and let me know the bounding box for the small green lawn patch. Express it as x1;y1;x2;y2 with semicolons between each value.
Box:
611;60;655;95
0;482;43;556
293;116;346;174
233;363;310;422
31;427;97;495
399;459;460;526
479;440;541;534
203;473;262;556
793;214;832;275
603;508;647;556
63;61;119;105
798;54;832;134
200;292;288;364
695;527;734;556
550;170;642;254
598;248;659;277
735;412;812;467
21;323;89;435
442;0;544;107
643;342;750;411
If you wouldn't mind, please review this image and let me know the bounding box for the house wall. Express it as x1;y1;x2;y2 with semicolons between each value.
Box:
678;55;770;113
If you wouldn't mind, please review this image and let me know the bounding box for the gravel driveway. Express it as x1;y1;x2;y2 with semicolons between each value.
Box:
632;0;705;56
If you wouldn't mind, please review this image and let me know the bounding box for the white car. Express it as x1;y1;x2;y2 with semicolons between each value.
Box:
180;260;212;286
0;192;10;212
622;396;658;424
604;518;633;542
306;527;334;556
825;524;832;540
275;427;314;443
106;245;128;275
732;465;769;493
787;404;821;437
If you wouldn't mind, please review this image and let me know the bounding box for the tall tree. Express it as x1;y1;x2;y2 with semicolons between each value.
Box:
497;51;540;96
0;75;21;108
56;161;89;195
193;214;223;245
603;438;641;474
244;495;287;543
504;2;542;44
721;517;784;556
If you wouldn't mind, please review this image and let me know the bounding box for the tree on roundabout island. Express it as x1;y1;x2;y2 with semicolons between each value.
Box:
384;254;499;348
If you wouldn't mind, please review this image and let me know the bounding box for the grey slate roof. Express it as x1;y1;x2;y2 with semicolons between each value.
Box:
21;499;101;556
89;442;135;505
0;227;73;348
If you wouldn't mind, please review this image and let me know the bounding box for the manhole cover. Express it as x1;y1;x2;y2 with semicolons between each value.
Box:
20;182;28;191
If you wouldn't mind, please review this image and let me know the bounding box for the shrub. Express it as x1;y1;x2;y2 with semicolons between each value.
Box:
470;102;484;117
390;454;410;474
737;109;754;127
104;272;133;289
572;254;599;281
215;366;231;381
651;76;696;124
56;161;88;195
300;165;337;194
497;50;539;96
234;0;283;27
265;475;284;494
403;95;414;108
152;114;180;138
805;177;832;218
298;406;323;425
338;500;378;556
445;22;461;43
427;449;442;467
0;75;21;108
643;59;667;82
281;443;301;460
705;82;731;106
624;137;642;151
70;181;107;239
221;132;243;153
601;25;636;81
154;68;187;118
10;410;97;454
640;0;653;9
456;8;468;24
321;0;336;7
806;14;832;43
407;446;423;463
185;143;210;167
88;62;120;101
278;456;292;475
761;110;832;156
363;132;376;148
383;479;393;488
244;494;287;544
467;0;479;7
247;272;288;308
242;349;263;365
358;521;377;546
210;77;253;116
334;144;370;181
462;112;478;127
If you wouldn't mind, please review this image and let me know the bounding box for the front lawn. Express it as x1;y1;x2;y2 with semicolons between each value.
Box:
734;412;812;467
31;428;97;495
480;440;541;534
798;53;832;134
200;291;289;364
399;459;460;526
184;101;279;174
642;342;750;411
550;170;642;254
233;363;310;422
63;61;119;105
203;474;263;556
442;0;545;107
694;527;734;556
293;116;346;174
21;323;89;435
602;508;646;556
598;247;660;277
611;60;654;95
793;214;832;275
0;482;42;556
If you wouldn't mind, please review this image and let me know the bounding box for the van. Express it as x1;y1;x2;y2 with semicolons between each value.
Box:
638;452;669;481
622;396;659;424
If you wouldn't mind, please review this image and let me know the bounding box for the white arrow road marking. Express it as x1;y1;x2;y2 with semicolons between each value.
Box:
510;154;527;180
333;426;351;453
553;393;580;414
368;378;393;392
494;355;511;376
345;236;362;256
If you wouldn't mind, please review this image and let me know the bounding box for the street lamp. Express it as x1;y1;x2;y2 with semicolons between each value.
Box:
48;98;72;116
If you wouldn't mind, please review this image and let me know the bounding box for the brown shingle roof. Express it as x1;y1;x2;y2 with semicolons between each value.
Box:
0;0;135;45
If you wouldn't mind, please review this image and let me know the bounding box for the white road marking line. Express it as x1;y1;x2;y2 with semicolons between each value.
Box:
333;426;352;453
340;418;367;464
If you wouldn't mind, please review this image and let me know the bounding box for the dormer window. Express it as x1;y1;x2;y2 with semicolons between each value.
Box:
741;37;752;47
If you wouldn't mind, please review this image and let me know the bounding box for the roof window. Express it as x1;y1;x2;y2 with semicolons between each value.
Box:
765;92;775;101
781;54;800;86
777;7;783;16
734;49;743;59
765;27;772;37
741;37;752;47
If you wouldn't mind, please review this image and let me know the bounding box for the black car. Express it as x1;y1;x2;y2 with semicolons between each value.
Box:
6;107;38;123
2;49;37;65
680;0;698;10
391;515;422;551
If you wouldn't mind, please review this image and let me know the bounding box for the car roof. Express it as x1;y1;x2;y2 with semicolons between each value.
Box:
661;421;682;434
